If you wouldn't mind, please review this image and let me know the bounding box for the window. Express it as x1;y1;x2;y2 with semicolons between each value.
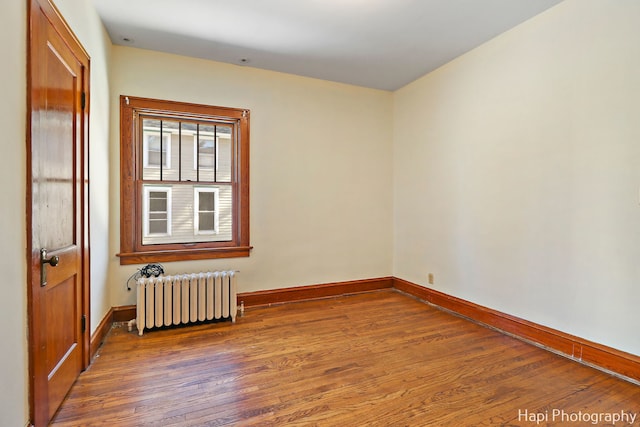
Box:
118;96;251;264
143;186;171;238
194;187;219;235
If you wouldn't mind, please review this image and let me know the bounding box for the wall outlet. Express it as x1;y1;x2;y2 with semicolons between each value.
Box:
428;273;434;285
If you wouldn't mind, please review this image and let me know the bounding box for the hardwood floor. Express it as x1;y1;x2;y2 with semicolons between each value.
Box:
51;290;639;426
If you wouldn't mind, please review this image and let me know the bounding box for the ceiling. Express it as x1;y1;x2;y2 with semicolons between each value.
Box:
91;0;563;91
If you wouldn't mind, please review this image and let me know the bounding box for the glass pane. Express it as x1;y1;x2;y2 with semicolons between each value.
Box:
199;139;215;154
173;122;233;183
216;126;232;182
199;154;215;169
197;124;217;181
198;125;217;139
199;192;215;211
143;118;161;128
149;195;167;212
180;123;198;182
147;150;161;167
198;140;215;170
214;184;232;241
147;135;161;153
142;118;180;181
199;213;215;231
149;220;167;234
145;134;167;168
142;183;232;245
163;120;179;181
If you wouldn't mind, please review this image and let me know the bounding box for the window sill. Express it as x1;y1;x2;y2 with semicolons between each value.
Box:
117;246;252;265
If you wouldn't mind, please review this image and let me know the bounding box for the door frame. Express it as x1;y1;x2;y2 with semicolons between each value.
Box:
26;0;91;424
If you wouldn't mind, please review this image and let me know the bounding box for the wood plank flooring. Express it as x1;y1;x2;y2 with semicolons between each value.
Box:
51;290;639;426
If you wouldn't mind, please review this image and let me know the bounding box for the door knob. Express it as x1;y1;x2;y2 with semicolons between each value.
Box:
41;249;59;266
40;248;59;287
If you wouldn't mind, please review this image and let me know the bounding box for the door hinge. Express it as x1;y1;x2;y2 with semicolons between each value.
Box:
81;92;86;110
81;314;87;334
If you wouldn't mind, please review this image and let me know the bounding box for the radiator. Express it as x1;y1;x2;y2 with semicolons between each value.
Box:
131;271;237;336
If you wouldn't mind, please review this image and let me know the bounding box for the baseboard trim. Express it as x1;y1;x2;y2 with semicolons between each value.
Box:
392;277;640;384
113;305;136;323
237;277;394;307
90;305;136;361
90;307;113;361
103;275;639;383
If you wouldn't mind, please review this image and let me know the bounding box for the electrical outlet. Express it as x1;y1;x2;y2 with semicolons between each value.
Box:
428;273;434;285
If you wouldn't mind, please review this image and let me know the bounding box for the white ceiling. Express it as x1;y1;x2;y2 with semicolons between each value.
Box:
91;0;563;91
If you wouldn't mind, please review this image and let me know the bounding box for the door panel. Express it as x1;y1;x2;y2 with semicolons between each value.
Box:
45;274;80;421
34;43;75;250
28;0;90;425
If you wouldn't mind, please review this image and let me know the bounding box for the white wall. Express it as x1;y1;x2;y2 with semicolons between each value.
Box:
51;0;113;334
393;0;640;356
109;47;394;306
0;1;28;425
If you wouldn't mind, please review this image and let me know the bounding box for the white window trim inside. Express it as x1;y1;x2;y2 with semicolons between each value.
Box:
143;185;172;238
194;187;219;235
143;129;172;169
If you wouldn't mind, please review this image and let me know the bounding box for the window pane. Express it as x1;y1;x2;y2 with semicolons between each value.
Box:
142;118;179;181
199;213;215;232
181;133;197;182
199;139;215;155
215;184;233;241
199;192;215;211
142;184;232;244
147;150;161;167
191;124;232;183
197;124;217;181
217;127;232;182
145;134;167;167
149;194;167;211
197;137;215;182
198;139;215;170
148;220;167;234
162;121;179;181
147;136;161;153
199;154;215;169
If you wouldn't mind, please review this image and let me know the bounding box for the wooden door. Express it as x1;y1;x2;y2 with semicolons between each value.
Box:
27;0;90;425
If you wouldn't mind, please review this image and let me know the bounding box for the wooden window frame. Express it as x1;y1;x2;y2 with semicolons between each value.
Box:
118;95;251;265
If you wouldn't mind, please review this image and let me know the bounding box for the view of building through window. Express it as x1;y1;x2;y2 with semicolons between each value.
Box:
140;118;233;245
